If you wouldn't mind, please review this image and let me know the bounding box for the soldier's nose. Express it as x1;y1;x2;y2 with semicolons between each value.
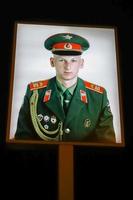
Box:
65;62;71;70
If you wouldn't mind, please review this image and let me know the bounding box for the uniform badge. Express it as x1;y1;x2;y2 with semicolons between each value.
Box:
80;90;88;103
51;116;57;124
44;124;49;130
63;35;73;40
43;90;52;102
84;119;91;128
44;115;50;122
64;43;72;49
38;114;43;121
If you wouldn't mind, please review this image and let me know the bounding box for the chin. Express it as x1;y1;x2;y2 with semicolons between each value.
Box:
63;73;74;78
63;75;73;79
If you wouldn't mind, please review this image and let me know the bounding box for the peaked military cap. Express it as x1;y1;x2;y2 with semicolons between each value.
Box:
44;33;90;55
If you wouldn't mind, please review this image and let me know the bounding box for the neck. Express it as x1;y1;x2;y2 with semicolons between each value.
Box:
57;77;78;88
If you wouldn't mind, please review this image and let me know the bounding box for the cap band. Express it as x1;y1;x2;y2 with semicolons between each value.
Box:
52;42;82;52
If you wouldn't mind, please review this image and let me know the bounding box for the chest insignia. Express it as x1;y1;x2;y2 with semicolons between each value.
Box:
38;114;43;121
44;115;50;122
51;116;57;124
84;118;91;128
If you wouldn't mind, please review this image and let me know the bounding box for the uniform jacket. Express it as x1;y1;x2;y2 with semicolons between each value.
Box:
15;77;116;143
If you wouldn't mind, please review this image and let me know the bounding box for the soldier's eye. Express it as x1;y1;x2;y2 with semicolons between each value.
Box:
71;59;77;62
58;58;65;62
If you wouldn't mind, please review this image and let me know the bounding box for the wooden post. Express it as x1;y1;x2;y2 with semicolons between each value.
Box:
58;144;74;200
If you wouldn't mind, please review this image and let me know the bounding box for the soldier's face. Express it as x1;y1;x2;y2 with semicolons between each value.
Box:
50;55;84;81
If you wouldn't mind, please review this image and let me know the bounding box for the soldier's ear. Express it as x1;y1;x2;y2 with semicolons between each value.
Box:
80;58;84;69
50;57;55;67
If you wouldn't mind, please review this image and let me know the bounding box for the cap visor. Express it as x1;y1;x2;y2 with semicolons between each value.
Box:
52;50;82;55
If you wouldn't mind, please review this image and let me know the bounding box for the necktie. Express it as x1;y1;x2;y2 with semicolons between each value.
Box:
63;89;71;115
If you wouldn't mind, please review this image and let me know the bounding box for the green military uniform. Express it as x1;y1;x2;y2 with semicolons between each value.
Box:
15;77;116;142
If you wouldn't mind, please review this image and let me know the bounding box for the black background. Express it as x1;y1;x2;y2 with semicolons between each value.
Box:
0;1;132;199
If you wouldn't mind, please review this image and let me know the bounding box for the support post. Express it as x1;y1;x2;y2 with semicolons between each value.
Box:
58;144;74;200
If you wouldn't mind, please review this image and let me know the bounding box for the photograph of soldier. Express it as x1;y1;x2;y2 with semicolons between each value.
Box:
14;32;116;143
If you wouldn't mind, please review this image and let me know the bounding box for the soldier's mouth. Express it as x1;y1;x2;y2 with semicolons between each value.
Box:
64;72;72;74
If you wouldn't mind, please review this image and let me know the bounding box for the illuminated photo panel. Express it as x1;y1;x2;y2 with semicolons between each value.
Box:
6;22;125;146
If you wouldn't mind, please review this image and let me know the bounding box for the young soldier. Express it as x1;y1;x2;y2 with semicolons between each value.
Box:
15;33;116;143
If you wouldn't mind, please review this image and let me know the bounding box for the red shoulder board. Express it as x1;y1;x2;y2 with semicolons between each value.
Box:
29;80;49;91
84;81;104;94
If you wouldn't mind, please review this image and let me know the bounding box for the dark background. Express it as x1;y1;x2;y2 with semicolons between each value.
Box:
0;1;132;199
